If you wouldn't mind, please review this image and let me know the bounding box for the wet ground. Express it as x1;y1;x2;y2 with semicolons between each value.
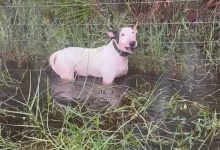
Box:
0;57;220;149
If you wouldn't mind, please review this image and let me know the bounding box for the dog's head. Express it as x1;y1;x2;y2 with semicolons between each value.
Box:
106;23;138;53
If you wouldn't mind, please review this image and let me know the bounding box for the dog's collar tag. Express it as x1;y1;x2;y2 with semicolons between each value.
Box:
112;40;130;57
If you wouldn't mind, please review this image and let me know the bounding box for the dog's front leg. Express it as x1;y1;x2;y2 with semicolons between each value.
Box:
101;70;118;100
102;74;115;92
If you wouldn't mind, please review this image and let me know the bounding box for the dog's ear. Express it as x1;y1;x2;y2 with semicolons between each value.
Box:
132;22;138;33
106;30;117;38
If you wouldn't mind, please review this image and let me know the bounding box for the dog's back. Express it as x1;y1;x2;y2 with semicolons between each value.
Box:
49;46;104;79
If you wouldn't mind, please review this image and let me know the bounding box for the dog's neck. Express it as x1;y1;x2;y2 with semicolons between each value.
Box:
111;40;130;57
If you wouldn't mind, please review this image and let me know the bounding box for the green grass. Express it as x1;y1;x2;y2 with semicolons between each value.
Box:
0;0;219;73
0;0;220;149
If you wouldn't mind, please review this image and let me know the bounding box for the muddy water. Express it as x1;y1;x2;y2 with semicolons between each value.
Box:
0;56;220;149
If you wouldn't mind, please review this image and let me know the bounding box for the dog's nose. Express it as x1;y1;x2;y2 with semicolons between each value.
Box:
129;41;136;48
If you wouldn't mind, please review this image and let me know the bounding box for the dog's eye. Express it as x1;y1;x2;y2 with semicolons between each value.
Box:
121;34;124;36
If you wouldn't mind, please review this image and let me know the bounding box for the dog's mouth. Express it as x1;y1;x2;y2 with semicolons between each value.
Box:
125;47;136;52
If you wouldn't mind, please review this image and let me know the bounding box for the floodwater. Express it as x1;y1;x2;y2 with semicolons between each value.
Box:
0;54;220;149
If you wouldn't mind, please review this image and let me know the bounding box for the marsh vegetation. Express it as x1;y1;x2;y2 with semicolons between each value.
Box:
0;0;220;149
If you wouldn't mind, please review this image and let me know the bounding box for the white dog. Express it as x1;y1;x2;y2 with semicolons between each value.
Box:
49;24;138;86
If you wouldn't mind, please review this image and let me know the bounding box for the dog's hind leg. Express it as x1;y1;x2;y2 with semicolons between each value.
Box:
56;63;75;81
60;72;75;81
60;70;75;81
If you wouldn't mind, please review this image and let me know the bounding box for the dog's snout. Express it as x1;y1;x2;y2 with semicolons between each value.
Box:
129;41;136;48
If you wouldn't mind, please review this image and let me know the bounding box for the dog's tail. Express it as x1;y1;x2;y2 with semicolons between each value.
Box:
49;51;58;71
